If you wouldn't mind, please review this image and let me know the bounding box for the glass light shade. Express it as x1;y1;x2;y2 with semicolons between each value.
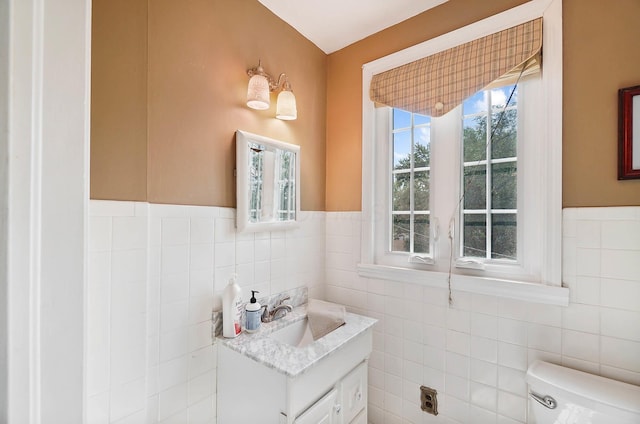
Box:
276;90;297;120
246;74;270;110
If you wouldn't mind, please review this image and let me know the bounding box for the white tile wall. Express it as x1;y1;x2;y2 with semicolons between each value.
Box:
87;201;325;424
88;204;639;423
88;201;149;424
325;207;640;424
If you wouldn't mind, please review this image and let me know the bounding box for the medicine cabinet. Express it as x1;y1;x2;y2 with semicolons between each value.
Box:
236;130;300;232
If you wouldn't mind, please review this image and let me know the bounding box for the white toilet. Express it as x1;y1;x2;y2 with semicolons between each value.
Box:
526;360;640;423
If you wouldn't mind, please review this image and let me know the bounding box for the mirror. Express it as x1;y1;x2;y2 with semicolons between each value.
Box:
236;130;300;232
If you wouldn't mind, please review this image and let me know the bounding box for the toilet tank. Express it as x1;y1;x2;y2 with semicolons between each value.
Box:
526;360;640;424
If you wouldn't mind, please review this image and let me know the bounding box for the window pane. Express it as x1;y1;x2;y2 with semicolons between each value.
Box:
249;183;261;222
463;90;487;114
392;173;411;211
463;214;486;258
490;85;517;109
392;214;410;252
492;214;517;260
414;215;430;254
277;151;294;220
414;171;429;211
279;180;286;211
414;127;431;168
393;131;411;169
463;116;487;162
491;109;517;159
390;108;432;260
463;165;486;209
393;109;411;129
248;147;263;223
492;162;517;209
414;114;431;126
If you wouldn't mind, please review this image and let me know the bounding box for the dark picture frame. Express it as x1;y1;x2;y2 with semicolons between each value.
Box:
618;85;640;180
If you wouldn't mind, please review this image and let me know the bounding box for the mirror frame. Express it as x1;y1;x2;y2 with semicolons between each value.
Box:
618;85;640;179
236;130;301;233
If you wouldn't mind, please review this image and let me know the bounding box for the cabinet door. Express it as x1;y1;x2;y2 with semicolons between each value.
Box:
340;362;367;423
294;389;339;424
350;409;366;424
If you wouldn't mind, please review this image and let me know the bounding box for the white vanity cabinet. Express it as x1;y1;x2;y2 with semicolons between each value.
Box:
294;388;339;424
349;410;367;424
217;327;372;424
294;361;368;424
338;361;367;423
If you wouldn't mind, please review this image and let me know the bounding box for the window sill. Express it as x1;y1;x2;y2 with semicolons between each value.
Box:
357;263;569;306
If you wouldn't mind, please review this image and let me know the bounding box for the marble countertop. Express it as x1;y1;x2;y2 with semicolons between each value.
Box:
217;305;377;378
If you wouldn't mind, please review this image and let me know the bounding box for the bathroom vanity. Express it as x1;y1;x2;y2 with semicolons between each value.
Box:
217;305;376;424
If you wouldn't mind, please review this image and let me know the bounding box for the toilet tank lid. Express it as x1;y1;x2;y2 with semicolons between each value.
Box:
526;361;640;414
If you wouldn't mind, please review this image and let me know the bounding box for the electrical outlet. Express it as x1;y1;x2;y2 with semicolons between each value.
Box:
420;386;438;415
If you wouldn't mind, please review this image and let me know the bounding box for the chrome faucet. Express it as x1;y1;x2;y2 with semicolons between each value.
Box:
261;296;293;323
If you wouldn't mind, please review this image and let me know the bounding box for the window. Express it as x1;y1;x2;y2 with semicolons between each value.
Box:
460;85;518;262
387;84;521;265
360;0;567;304
390;110;432;259
377;80;535;277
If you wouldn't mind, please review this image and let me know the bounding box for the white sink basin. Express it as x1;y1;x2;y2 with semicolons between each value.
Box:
269;318;315;348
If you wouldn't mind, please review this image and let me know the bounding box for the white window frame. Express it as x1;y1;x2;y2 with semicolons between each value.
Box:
359;0;569;306
379;109;435;266
455;82;539;278
458;86;520;266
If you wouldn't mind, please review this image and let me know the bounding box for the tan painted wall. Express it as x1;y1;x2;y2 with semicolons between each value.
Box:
325;0;640;211
563;0;640;207
91;0;148;201
91;0;327;210
93;0;640;211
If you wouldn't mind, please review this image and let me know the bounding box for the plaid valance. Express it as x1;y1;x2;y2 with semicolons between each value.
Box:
369;18;542;116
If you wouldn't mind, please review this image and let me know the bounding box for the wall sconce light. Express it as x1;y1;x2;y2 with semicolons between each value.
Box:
246;60;297;121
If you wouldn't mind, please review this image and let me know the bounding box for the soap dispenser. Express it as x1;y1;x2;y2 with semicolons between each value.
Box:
245;290;262;333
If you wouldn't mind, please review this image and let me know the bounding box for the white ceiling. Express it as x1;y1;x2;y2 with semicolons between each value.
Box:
257;0;449;54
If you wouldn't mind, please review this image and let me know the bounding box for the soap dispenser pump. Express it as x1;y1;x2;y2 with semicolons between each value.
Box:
245;290;262;333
